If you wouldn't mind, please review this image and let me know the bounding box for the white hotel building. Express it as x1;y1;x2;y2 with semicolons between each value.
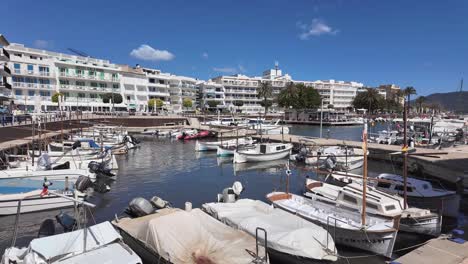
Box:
200;67;363;113
5;43;198;113
4;41;364;114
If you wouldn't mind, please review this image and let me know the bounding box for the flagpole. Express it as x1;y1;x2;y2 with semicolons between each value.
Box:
361;122;368;226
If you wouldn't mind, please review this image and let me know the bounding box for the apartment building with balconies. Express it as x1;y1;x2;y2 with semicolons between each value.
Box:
298;79;364;111
0;35;12;108
198;80;226;110
5;43;124;111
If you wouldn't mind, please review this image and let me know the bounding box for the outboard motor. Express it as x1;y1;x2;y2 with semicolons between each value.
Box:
127;197;155;217
37;219;55;238
72;140;82;150
217;181;243;203
56;212;77;232
88;161;115;177
324;154;337;171
75;175;93;192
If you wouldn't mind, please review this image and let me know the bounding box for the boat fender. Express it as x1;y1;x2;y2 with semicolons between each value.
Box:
56;212;77;232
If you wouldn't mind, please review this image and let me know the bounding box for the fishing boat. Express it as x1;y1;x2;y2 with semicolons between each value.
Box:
376;173;460;218
267;191;398;258
113;197;268;264
233;143;293;163
202;182;338;263
305;178;442;236
0;176;92;216
195;137;254;151
300;145;366;171
0;189;85;216
0;168;95;181
2;197;141;264
246;119;290;135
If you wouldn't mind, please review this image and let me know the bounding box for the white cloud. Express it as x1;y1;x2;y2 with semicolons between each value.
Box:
213;67;237;73
297;19;339;40
202;52;208;59
33;40;51;49
130;44;175;61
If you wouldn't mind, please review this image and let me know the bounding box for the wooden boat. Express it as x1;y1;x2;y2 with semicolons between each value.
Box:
113;207;268;264
233;143;293;163
203;198;338;263
305;178;442;236
195;137;254;151
267;191;399;258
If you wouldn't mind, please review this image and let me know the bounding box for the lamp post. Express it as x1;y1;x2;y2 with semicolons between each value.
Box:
319;99;324;138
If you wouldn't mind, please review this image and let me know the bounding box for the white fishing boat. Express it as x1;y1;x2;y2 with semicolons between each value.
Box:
0;168;95;181
267;191;399;258
233;143;293;163
0;189;85;216
246;119;290;135
195;137;254;151
113;206;268;264
369;130;401;145
303;146;366;171
2;196;141;264
376;173;460;218
305;178;442;236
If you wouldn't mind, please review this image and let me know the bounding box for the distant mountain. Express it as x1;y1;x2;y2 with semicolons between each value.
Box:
414;91;468;113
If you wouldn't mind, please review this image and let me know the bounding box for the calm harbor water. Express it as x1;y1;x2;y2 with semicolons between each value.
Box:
0;124;460;263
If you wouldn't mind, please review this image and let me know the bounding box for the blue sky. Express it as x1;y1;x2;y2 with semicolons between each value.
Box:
3;0;467;95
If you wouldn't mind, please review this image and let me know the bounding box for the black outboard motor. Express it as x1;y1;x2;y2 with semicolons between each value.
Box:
37;219;55;238
88;161;115;177
72;140;81;150
75;175;93;192
56;212;77;232
324;154;337;171
126;197;155;217
130;135;140;145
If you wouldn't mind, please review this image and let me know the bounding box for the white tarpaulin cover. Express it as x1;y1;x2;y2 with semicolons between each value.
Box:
114;208;262;264
203;199;338;261
30;221;122;260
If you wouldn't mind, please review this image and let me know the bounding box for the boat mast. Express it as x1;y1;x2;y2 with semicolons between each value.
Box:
403;96;408;209
361;122;368;226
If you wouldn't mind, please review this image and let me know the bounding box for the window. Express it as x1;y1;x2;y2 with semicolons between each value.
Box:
89;70;95;77
90;94;97;98
78;93;86;98
30;56;37;60
99;83;107;88
366;203;379;210
27;64;34;73
14;53;22;58
59;80;70;85
76;69;84;77
90;82;98;88
40;91;50;97
385;205;396;211
15;90;22;96
63;92;69;97
112;73;118;80
28;90;35;96
113;84;119;89
377;182;392;189
343;194;358;204
14;63;21;71
76;81;85;87
60;68;68;76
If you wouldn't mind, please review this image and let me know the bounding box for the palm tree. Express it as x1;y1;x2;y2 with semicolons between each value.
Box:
363;88;382;113
257;81;273;117
404;86;417;113
415;96;426;113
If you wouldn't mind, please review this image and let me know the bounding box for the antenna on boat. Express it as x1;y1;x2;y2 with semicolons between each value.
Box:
361;122;368;226
403;96;408;209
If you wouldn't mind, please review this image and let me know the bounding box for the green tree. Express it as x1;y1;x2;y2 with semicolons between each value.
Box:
257;81;273;116
294;83;321;109
352;88;385;113
404;86;417;113
148;98;163;112
415;96;426;113
101;93;123;104
51;92;63;103
207;100;220;108
277;82;297;109
182;98;193;109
